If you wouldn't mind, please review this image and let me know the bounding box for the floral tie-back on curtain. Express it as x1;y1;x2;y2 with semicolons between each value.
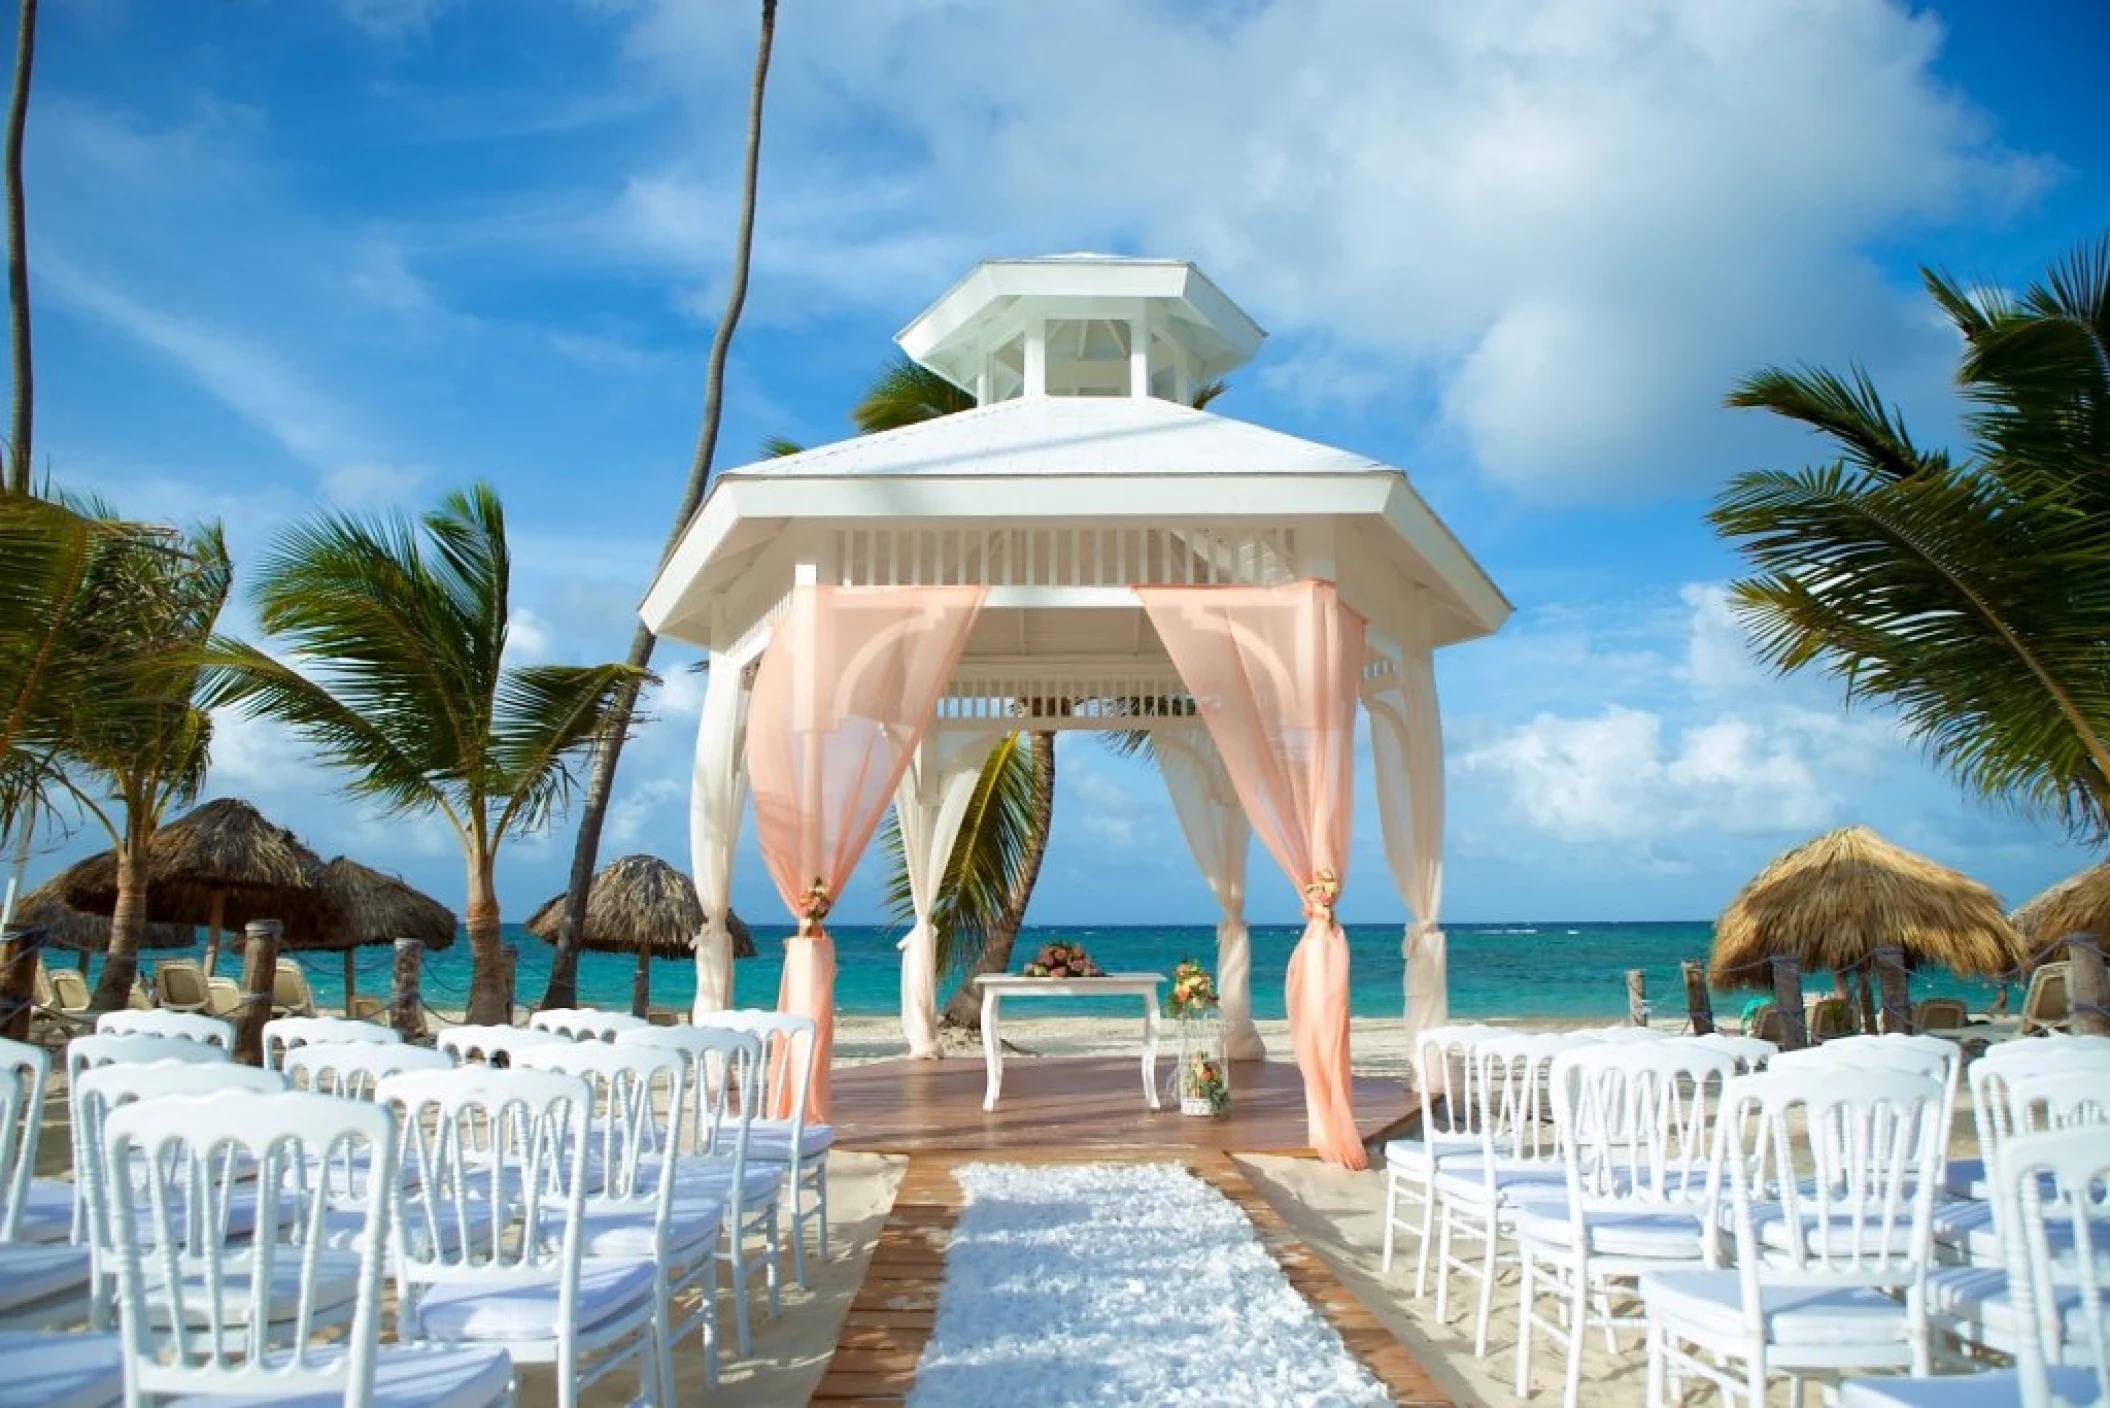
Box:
746;584;988;1120
1136;579;1369;1169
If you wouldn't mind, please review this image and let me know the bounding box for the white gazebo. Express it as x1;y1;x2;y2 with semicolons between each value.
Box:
640;255;1509;1167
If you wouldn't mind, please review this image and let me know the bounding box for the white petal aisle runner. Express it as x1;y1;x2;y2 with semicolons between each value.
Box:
906;1161;1391;1407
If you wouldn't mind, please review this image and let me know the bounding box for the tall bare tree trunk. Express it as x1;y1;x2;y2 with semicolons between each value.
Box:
90;820;147;1011
543;0;777;1011
942;731;1056;1030
3;0;34;496
462;850;508;1025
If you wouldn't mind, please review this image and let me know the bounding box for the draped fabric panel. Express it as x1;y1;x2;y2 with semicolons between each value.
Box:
1366;653;1449;1064
1137;580;1369;1169
748;584;987;1120
1157;725;1265;1059
894;729;1000;1059
688;653;753;1020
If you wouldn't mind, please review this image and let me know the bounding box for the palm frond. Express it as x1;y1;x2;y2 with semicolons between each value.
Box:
759;436;804;458
1190;378;1228;411
880;732;1038;975
1727;365;1941;482
489;661;650;840
851;354;976;435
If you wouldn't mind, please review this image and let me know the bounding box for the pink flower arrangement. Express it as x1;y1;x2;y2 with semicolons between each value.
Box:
1165;958;1219;1018
1021;939;1103;979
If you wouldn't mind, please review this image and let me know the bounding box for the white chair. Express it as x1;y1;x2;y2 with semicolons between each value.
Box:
516;1041;697;1397
62;1034;229;1245
1380;1023;1498;1297
436;1024;567;1066
1513;1041;1737;1408
704;1008;832;1285
1798;1033;1963;1127
261;1013;403;1070
1947;1043;2110;1201
529;1008;652;1042
1578;1027;1672;1044
93;1008;234;1051
379;1065;664;1408
282;1041;454;1101
1841;1120;2110;1408
100;1088;513;1407
621;1022;779;1367
1684;1032;1778;1073
0;1037;73;1245
1640;1066;1948;1407
71;1060;289;1329
0;1329;124;1407
1434;1032;1588;1354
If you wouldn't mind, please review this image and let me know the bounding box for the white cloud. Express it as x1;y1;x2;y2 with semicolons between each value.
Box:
339;0;452;39
322;461;424;508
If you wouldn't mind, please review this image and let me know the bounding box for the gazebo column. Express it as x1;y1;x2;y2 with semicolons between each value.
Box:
1157;725;1265;1060
1364;651;1448;1056
688;648;754;1020
894;727;1001;1058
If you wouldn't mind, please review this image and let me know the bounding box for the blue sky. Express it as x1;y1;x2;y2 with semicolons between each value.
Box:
17;0;2110;930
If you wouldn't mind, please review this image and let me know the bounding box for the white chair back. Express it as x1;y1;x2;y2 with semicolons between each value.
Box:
94;1008;234;1050
2000;1068;2110;1139
1979;1034;2110;1067
261;1015;402;1070
1681;1032;1776;1072
1577;1027;1671;1044
283;1042;453;1101
1968;1047;2110;1188
702;1009;817;1128
529;1008;652;1042
1552;1041;1737;1208
102;1090;394;1403
0;1036;49;1240
1993;1124;2110;1404
377;1065;591;1313
436;1023;566;1066
1475;1034;1589;1169
1414;1024;1497;1145
1807;1032;1961;1112
516;1042;686;1222
67;1032;229;1089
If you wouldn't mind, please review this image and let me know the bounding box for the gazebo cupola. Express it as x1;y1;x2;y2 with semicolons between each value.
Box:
641;253;1511;1168
898;254;1264;405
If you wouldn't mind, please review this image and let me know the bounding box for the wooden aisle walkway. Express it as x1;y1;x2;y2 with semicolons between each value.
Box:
810;1150;1449;1406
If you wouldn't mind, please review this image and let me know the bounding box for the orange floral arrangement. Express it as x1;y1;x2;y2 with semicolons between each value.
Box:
1302;868;1341;918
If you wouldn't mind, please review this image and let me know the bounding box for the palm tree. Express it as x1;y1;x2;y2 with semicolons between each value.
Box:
1711;235;2110;838
542;0;777;1011
4;0;38;496
208;485;642;1023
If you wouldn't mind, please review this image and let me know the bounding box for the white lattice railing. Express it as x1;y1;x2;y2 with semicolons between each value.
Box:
829;525;1300;589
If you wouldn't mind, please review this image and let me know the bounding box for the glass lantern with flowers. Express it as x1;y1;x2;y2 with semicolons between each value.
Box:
1164;958;1231;1117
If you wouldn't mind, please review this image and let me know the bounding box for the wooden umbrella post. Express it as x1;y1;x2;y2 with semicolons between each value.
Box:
390;938;425;1043
235;919;282;1065
1681;960;1715;1036
2066;934;2109;1038
1626;969;1648;1028
201;891;227;979
632;936;651;1020
1873;946;1912;1033
343;949;358;1017
1771;955;1808;1050
0;924;45;1042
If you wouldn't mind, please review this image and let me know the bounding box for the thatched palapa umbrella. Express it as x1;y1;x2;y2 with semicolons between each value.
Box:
11;877;196;956
297;857;457;1015
2011;862;2110;961
60;797;331;974
526;854;753;1017
1711;826;2023;1014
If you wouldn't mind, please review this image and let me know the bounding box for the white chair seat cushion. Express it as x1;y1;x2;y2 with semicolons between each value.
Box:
571;1199;722;1261
166;1344;515;1408
1840;1366;2103;1408
1511;1199;1709;1260
1941;1157;1987;1202
1929;1199;2110;1269
1381;1135;1477;1177
744;1120;833;1160
165;1249;361;1328
1432;1161;1568;1209
1641;1269;1910;1347
11;1180;74;1245
668;1160;789;1205
0;1330;124;1408
0;1245;90;1315
1928;1266;2110;1346
1735;1203;1919;1258
413;1260;657;1343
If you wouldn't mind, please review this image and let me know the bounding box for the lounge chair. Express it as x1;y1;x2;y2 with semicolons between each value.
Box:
1807;994;1860;1042
345;994;387;1023
27;962;95;1044
2018;961;2071;1036
271;958;317;1019
1911;996;1969;1032
155;959;213;1014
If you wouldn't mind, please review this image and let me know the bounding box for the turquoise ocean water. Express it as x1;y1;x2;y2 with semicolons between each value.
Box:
96;921;2017;1020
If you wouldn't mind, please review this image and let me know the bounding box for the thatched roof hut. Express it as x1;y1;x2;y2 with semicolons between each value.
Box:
59;797;331;949
9;877;196;952
1711;825;2023;992
2011;862;2110;957
525;855;753;1014
295;857;456;1016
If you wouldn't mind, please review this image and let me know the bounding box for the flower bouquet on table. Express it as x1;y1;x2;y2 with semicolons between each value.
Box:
1165;958;1231;1117
1021;939;1104;979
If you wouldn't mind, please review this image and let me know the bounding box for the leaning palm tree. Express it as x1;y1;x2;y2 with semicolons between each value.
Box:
542;0;777;1011
1712;235;2110;838
208;485;642;1024
4;0;38;496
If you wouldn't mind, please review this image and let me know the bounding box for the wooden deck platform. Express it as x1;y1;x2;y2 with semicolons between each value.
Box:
829;1055;1415;1156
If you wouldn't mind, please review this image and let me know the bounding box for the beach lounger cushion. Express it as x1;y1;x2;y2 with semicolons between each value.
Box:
0;1330;124;1408
1640;1269;1913;1346
1839;1365;2102;1407
0;1244;92;1322
1509;1198;1708;1259
1926;1264;2110;1348
411;1260;658;1342
162;1344;516;1408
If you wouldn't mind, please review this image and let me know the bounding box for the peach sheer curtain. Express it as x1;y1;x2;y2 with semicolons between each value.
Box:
1136;579;1369;1169
746;583;987;1120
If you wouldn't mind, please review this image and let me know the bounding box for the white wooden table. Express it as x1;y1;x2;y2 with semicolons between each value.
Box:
974;972;1165;1112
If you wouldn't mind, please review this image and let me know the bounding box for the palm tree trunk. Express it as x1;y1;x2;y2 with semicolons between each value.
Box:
542;0;777;1012
90;821;147;1011
942;730;1056;1030
3;0;35;496
463;851;508;1025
